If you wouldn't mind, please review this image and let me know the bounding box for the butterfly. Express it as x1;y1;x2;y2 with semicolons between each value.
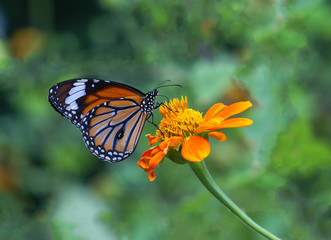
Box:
48;78;160;162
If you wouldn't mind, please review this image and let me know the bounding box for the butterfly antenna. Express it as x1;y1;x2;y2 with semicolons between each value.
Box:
155;79;171;89
155;80;182;90
156;83;182;89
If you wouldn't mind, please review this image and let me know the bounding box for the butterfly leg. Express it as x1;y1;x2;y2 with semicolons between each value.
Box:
146;113;166;137
154;102;163;109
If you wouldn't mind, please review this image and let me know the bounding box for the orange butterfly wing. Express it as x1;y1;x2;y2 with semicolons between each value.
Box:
48;79;159;162
81;99;148;161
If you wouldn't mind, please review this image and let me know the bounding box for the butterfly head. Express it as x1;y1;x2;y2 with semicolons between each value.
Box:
141;89;159;114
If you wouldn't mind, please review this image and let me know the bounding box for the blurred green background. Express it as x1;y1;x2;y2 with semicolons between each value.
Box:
0;0;331;239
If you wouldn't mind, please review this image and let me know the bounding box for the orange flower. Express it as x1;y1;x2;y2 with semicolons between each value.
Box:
137;97;253;181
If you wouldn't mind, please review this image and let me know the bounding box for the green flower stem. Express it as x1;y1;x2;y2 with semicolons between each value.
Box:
189;161;281;240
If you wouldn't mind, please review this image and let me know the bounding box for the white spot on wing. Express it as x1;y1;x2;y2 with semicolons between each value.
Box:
93;79;100;83
65;90;86;104
73;82;85;86
77;79;88;82
69;85;85;95
66;101;79;110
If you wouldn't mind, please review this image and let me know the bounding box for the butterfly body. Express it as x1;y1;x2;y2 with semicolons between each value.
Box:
48;78;158;162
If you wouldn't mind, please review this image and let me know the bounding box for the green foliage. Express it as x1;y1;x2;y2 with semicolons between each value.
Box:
0;0;330;239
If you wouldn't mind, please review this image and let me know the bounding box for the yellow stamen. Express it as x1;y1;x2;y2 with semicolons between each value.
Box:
156;97;204;141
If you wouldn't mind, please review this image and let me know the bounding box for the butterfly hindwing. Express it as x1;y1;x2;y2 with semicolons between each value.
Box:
80;99;148;162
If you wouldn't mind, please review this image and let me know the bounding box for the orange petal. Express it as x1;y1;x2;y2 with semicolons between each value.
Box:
140;147;155;158
159;136;183;153
147;151;165;181
215;101;252;119
146;134;158;146
137;158;148;170
208;131;227;142
218;118;253;128
137;147;165;182
151;146;162;156
195;117;224;133
148;171;156;181
168;136;184;147
138;149;153;170
203;103;225;122
181;136;211;162
137;146;160;168
149;151;165;169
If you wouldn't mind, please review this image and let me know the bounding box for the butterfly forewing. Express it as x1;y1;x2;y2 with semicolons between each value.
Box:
48;79;145;128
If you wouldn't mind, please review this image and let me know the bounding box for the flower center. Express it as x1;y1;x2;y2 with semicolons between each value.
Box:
156;98;203;141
